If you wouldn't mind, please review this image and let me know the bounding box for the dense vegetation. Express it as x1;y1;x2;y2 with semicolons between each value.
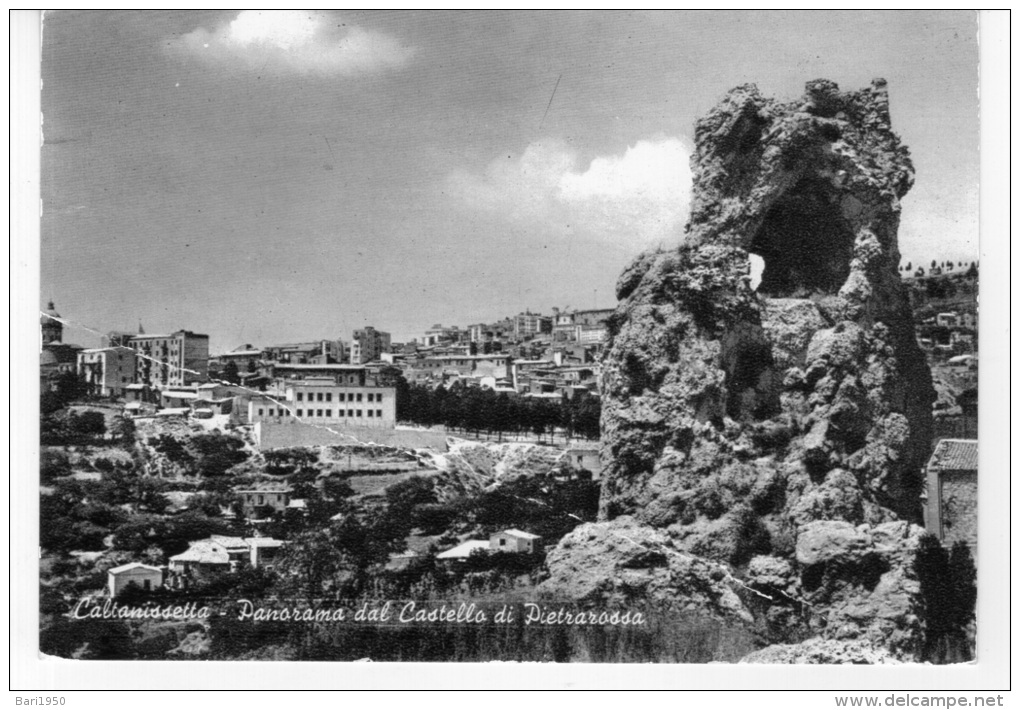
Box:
396;380;600;441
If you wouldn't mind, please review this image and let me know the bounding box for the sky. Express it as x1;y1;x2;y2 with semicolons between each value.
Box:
39;10;980;352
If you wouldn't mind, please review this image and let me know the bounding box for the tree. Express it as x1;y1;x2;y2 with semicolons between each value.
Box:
186;433;249;477
40;449;72;484
263;447;318;477
110;414;137;445
41;370;89;414
322;476;355;502
915;534;977;662
386;475;437;515
73;410;107;439
222;360;240;384
187;490;240;517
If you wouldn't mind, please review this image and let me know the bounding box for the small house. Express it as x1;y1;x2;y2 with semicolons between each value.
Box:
168;535;286;581
489;529;541;554
236;482;293;518
246;537;286;569
108;562;164;597
564;444;601;480
168;539;233;581
385;550;420;571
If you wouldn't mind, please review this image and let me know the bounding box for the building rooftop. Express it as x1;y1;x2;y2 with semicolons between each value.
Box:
79;346;135;354
170;540;231;565
236;482;293;493
272;363;366;370
209;535;250;551
246;537;286;548
108;562;163;574
928;439;978;471
131;331;209;340
436;540;490;560
499;528;541;540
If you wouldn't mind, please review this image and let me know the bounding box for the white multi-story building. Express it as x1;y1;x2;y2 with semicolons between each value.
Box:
512;311;552;340
248;380;396;427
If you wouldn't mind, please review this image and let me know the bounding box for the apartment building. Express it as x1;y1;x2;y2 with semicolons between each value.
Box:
129;330;209;388
77;346;137;397
351;326;391;364
513;312;552;340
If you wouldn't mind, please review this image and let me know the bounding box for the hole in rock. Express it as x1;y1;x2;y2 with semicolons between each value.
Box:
748;253;765;291
750;175;856;298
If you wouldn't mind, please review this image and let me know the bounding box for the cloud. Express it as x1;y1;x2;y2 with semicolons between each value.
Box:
447;137;692;247
169;11;414;76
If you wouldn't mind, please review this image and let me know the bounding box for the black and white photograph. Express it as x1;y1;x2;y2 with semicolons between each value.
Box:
13;8;1010;696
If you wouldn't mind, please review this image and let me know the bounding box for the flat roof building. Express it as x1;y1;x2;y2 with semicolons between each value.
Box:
129;330;209;388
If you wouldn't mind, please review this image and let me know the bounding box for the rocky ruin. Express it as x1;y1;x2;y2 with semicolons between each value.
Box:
542;80;936;662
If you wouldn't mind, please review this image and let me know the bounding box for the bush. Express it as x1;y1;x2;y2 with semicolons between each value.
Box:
186;433;249;477
40;449;71;484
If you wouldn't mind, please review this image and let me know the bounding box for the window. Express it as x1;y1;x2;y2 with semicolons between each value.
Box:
377;409;383;418
297;409;303;417
326;393;332;402
326;410;332;418
317;392;324;402
258;495;264;505
357;393;363;402
258;408;264;416
338;410;345;417
297;392;304;401
499;539;506;547
317;409;323;417
348;409;354;417
367;410;373;418
339;392;346;401
356;410;362;417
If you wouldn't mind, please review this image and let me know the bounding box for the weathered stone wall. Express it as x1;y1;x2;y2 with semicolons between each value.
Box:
940;471;978;548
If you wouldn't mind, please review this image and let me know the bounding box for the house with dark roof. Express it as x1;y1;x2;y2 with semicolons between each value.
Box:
922;439;978;549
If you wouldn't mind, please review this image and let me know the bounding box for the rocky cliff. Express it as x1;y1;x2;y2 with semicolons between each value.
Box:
543;80;936;661
419;438;565;499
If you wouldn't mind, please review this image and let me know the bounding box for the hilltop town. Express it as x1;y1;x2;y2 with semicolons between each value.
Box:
38;258;977;661
39;302;612;660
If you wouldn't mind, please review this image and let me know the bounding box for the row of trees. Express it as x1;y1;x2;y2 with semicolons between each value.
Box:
41;409;136;446
395;381;600;441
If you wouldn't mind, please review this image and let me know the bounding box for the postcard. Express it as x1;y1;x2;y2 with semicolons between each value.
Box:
13;9;1010;694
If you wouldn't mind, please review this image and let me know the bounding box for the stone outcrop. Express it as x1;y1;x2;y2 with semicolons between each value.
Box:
547;80;936;661
739;637;902;664
541;517;754;626
421;438;565;499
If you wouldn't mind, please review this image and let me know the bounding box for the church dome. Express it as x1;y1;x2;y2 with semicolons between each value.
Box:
41;300;61;326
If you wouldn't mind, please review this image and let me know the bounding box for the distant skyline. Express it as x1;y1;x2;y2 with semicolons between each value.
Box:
40;11;980;352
